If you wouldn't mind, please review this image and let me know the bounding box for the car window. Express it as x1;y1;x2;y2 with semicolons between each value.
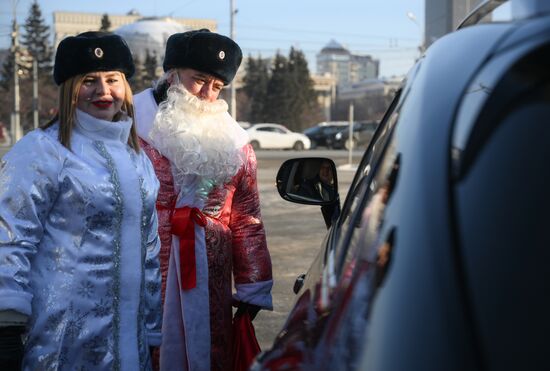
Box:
329;59;422;275
364;123;377;131
332;106;399;277
345;59;420;201
336;95;400;232
341;137;400;279
325;126;343;135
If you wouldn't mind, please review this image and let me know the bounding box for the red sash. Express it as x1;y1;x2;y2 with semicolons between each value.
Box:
162;206;207;290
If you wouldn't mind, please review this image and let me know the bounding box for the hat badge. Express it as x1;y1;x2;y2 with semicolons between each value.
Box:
218;50;225;60
94;47;104;59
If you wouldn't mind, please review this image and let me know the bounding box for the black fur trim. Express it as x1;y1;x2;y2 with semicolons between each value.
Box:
163;29;242;85
53;31;135;85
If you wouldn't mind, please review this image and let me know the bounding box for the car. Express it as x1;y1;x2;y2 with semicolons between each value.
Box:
303;121;349;149
247;123;311;150
253;1;550;370
331;121;378;150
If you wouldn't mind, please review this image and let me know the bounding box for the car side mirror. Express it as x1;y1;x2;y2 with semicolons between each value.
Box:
276;158;339;205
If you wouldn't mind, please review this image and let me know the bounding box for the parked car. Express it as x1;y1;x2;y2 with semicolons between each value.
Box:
303;121;349;149
254;1;550;370
247;123;311;150
331;121;378;150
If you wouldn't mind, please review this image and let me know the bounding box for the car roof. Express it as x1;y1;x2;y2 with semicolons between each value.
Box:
248;123;285;129
317;121;349;126
250;123;282;126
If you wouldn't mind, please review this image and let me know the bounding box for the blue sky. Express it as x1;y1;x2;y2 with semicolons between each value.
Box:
3;0;426;77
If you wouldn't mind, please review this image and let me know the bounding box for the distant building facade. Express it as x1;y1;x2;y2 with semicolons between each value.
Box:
338;78;401;101
311;73;337;121
316;40;379;88
425;0;488;47
52;11;217;48
334;77;401;122
53;11;217;77
114;18;189;63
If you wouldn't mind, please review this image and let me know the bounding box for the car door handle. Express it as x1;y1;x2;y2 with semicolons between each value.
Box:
293;273;306;294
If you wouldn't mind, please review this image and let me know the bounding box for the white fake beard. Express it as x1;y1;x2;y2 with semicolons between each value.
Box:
149;85;246;189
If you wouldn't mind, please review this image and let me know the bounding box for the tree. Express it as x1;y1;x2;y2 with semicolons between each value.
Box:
239;48;323;131
287;47;322;131
20;1;56;132
0;50;15;91
20;0;52;75
128;54;146;93
143;50;158;89
242;55;269;123
262;52;295;128
100;13;111;32
1;2;57;135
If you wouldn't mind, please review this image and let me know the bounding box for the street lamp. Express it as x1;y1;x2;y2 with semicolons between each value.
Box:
407;11;419;25
406;11;425;53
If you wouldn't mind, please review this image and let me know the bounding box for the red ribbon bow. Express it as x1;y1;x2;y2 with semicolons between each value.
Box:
171;207;207;290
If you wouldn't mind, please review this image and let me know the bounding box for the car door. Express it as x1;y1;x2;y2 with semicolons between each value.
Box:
254;82;409;371
274;125;293;149
305;61;422;370
253;125;278;149
323;125;346;148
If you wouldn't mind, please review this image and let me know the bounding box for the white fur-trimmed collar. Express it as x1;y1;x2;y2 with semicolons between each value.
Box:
134;88;157;144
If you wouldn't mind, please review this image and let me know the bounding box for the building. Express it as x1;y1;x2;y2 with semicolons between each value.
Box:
316;40;379;88
52;11;217;48
114;18;189;63
338;78;401;101
311;73;337;121
334;77;401;122
52;11;217;77
425;0;489;47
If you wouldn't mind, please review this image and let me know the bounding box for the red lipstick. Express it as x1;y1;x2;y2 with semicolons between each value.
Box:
92;100;113;108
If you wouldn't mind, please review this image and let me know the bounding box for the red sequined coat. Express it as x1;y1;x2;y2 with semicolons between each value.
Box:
140;138;273;371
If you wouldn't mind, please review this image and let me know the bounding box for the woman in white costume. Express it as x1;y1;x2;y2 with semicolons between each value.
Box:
0;32;161;370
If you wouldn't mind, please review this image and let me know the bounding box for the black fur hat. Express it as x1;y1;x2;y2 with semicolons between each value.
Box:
163;29;243;85
53;31;135;85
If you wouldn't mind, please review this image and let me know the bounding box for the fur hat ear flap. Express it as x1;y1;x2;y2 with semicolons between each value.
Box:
163;29;242;85
53;31;135;85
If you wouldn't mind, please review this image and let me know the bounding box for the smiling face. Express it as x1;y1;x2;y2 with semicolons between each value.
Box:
77;71;126;121
172;68;225;103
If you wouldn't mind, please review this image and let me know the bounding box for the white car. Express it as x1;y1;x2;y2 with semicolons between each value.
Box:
246;123;311;150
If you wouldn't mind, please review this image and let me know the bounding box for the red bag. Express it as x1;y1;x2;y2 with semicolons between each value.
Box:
232;312;261;371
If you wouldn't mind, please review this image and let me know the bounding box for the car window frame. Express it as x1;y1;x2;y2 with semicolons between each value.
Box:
318;95;400;273
327;59;423;277
332;105;400;278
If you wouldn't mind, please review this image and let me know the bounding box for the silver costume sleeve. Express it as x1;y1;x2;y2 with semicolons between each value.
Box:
0;131;61;316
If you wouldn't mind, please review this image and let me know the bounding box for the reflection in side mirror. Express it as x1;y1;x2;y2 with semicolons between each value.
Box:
276;157;339;205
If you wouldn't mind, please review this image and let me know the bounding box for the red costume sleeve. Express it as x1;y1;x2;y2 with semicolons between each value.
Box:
230;145;273;285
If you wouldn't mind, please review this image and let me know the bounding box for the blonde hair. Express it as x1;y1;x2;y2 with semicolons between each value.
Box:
42;72;140;151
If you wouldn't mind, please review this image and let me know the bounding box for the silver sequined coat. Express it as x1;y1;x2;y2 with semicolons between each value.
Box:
0;110;162;370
